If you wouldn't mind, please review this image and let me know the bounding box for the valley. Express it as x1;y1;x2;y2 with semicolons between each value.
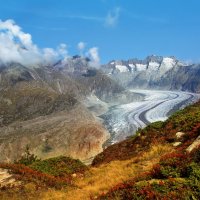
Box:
0;55;200;163
99;90;200;145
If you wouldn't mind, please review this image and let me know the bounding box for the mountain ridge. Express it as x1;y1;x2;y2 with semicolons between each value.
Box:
102;55;200;92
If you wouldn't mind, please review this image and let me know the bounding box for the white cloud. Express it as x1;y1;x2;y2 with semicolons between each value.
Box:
0;19;101;67
0;19;68;65
43;48;58;63
58;7;121;28
87;47;100;67
77;41;86;56
77;42;86;51
57;43;68;57
105;7;121;27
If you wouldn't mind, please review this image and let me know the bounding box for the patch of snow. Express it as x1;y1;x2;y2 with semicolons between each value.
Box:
163;57;176;64
159;57;176;73
128;64;136;72
135;64;147;71
128;64;135;68
110;62;115;65
115;65;129;72
148;62;160;71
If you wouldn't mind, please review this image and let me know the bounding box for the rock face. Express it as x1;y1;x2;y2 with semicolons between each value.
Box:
54;57;143;104
0;168;17;187
186;135;200;152
0;104;109;162
102;55;200;93
0;61;109;162
176;132;185;139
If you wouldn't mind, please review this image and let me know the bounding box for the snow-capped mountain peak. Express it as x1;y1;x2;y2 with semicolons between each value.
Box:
101;55;200;92
104;56;181;74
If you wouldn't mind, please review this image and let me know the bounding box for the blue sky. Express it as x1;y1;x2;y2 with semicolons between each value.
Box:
0;0;200;63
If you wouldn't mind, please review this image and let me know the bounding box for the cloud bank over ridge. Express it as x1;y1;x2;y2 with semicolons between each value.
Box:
0;19;100;66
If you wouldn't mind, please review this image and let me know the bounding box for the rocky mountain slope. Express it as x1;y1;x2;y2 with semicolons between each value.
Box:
0;58;143;163
102;55;200;92
54;56;142;103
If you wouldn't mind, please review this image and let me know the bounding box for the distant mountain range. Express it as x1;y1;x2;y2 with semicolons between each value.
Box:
102;55;200;92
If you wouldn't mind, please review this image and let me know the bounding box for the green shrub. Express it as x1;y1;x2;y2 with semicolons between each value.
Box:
186;163;200;199
131;128;142;140
160;166;181;178
186;162;200;180
151;152;190;179
0;163;70;189
30;156;87;177
147;121;164;130
192;147;200;163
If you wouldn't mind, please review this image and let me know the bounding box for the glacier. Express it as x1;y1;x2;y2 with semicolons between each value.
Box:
100;90;200;146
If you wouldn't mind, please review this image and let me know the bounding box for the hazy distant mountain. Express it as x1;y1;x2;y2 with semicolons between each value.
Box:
102;55;200;92
53;56;142;103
